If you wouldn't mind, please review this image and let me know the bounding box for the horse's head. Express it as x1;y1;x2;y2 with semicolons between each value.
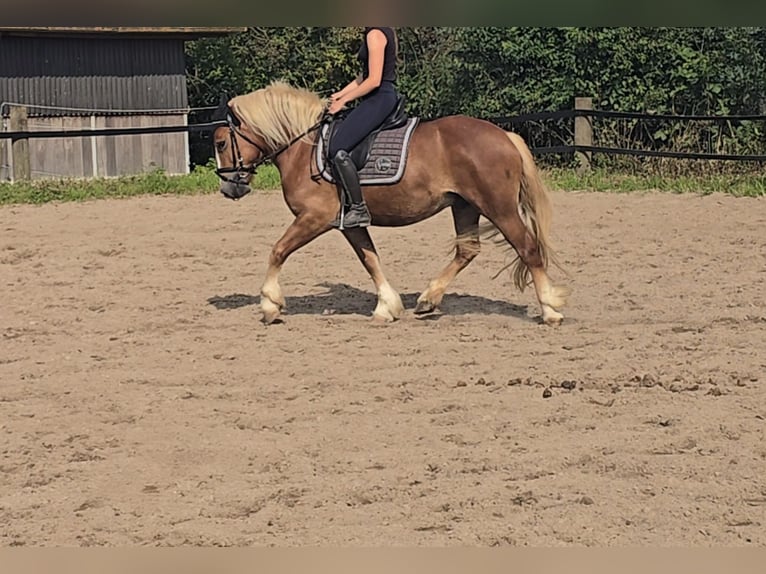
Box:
212;95;268;200
211;85;327;200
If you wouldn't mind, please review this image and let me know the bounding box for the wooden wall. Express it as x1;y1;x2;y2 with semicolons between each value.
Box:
2;114;189;181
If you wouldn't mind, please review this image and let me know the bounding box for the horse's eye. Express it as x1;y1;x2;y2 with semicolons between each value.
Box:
215;140;227;152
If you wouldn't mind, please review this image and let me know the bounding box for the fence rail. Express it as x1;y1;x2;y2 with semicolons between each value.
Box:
491;108;766;123
489;101;766;167
4;100;766;181
0;120;226;139
530;145;766;162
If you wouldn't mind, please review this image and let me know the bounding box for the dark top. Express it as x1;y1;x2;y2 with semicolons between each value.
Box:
358;27;397;84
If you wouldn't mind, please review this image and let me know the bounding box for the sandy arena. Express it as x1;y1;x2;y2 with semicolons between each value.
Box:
1;188;764;546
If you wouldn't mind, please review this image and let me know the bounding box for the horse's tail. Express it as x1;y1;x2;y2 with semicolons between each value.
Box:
475;131;560;293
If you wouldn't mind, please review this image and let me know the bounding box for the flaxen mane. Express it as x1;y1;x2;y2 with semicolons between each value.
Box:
229;81;326;150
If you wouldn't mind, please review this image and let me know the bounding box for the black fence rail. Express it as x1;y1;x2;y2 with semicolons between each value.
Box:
0;121;226;139
488;106;766;163
3;101;766;181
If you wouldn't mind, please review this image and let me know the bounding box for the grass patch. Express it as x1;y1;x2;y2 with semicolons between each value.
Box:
2;163;764;206
542;167;766;197
0;164;283;206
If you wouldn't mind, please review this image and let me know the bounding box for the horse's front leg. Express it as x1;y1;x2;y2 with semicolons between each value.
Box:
342;227;404;322
260;216;331;324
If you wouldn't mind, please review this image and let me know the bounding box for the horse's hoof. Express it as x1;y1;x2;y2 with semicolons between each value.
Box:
372;313;396;323
542;315;564;326
260;297;284;325
262;309;283;325
414;300;436;315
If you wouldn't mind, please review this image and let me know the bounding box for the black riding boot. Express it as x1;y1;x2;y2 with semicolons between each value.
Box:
331;150;371;229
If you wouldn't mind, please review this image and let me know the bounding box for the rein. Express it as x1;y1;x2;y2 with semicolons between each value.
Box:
215;114;327;184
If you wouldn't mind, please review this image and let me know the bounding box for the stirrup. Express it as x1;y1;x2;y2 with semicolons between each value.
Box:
342;202;371;228
330;203;347;229
331;202;370;229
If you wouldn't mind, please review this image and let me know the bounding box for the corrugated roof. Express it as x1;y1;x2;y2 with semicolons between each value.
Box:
0;36;189;116
0;27;246;37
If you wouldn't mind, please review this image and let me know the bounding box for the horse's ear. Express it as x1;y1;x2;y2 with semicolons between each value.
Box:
227;106;241;127
213;93;233;123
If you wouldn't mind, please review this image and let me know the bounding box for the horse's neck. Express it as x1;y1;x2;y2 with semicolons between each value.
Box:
272;136;312;178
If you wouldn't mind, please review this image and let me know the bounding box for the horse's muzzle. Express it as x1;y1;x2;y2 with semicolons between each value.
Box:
220;181;252;200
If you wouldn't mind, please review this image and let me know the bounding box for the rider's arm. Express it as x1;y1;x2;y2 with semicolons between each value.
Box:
334;29;387;105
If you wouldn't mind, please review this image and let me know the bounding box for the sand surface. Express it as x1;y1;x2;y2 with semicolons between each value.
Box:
1;189;764;546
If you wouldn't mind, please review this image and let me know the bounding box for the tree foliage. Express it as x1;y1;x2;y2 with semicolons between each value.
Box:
185;27;766;169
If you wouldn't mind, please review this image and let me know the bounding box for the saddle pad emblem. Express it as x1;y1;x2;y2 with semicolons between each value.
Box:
375;157;393;172
316;117;420;186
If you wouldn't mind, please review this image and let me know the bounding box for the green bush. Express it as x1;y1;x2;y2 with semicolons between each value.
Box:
186;27;766;174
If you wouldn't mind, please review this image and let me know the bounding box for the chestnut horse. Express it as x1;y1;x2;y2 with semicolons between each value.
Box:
212;81;569;325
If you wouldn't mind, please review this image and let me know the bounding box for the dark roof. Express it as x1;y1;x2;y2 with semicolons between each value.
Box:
0;27;246;39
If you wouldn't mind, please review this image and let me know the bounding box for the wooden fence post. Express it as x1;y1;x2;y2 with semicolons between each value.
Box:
574;97;593;173
10;106;31;181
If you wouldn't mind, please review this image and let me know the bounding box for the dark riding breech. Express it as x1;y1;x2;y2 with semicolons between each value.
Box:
328;81;399;157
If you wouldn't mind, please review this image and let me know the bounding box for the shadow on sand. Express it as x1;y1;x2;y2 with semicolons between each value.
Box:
207;282;533;322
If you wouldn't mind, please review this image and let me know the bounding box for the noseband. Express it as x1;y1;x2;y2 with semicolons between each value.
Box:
214;112;327;184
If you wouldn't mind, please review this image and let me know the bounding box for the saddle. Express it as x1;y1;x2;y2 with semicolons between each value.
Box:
315;95;420;186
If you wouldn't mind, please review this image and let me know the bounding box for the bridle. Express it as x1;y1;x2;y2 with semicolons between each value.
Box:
214;110;326;184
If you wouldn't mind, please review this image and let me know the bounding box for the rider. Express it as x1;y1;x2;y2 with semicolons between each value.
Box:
326;27;401;228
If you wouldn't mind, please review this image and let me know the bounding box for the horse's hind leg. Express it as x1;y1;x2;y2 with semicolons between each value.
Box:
342;227;404;322
484;211;566;326
529;266;567;325
415;200;481;314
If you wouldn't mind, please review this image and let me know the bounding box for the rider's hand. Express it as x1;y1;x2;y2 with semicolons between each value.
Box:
327;97;347;115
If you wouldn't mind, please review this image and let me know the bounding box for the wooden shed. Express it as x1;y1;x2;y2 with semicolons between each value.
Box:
0;27;244;181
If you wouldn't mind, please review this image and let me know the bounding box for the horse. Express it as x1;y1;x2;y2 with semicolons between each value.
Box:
212;81;569;326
